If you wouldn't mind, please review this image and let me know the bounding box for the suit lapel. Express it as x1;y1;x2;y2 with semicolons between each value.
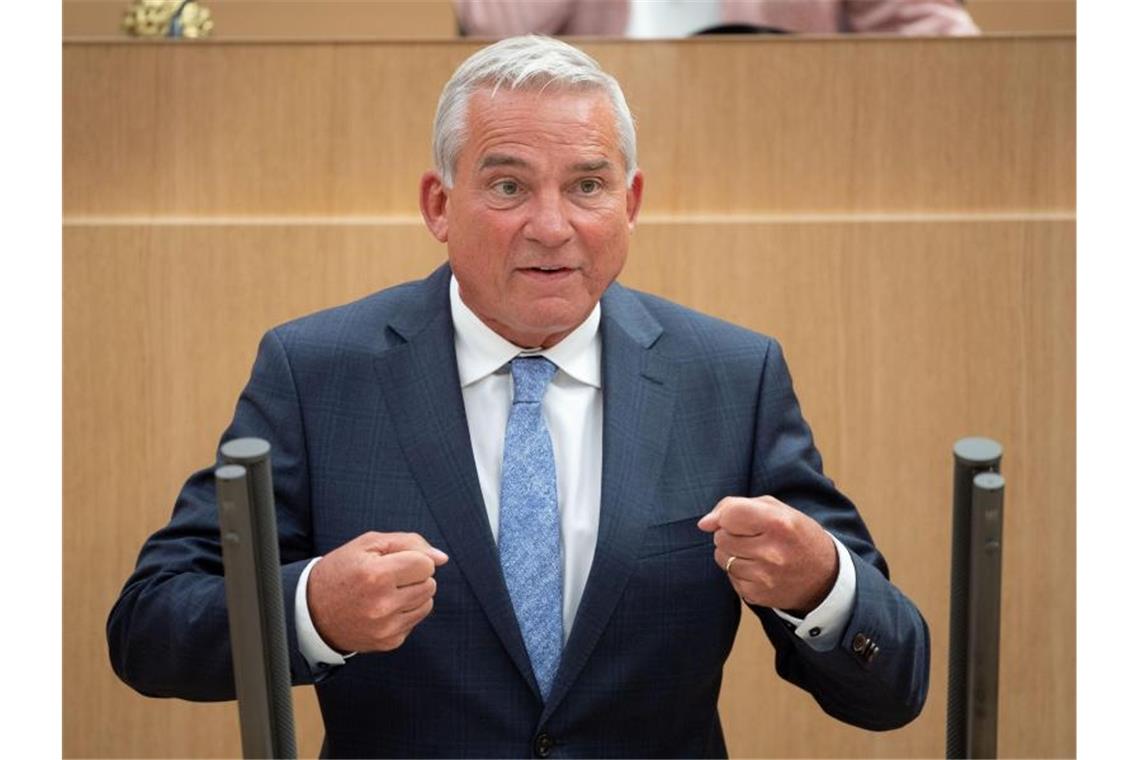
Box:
541;284;677;722
372;266;540;696
372;271;678;709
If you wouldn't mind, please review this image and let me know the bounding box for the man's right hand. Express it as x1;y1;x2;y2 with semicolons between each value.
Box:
307;531;448;654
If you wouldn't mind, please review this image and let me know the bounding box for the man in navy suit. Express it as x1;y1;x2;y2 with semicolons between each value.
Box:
109;35;929;757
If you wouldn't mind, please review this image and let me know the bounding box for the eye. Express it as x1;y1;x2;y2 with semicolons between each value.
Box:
492;179;521;196
578;178;602;194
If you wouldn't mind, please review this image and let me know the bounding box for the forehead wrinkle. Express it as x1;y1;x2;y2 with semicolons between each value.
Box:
463;90;623;177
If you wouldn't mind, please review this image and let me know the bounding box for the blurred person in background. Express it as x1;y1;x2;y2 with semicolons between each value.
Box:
455;0;979;37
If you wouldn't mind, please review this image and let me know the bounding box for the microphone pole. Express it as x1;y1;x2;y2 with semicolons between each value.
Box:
216;438;297;759
946;437;1005;759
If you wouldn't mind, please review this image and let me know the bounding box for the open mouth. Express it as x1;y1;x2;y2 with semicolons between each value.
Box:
520;266;575;280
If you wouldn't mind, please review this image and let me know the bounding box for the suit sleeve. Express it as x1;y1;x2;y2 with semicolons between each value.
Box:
746;339;931;730
106;328;322;700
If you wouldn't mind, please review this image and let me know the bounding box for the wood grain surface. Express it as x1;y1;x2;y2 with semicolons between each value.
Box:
968;0;1076;33
64;217;1073;757
63;36;1074;216
63;32;1074;760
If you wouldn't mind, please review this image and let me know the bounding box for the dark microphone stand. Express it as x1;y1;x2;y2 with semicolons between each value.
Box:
216;438;297;759
946;437;1006;759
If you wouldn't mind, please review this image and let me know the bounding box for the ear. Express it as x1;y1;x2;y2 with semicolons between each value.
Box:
625;170;645;231
420;171;449;242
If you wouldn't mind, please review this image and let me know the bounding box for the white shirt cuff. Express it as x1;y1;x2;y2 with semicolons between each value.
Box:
773;532;856;652
296;557;355;670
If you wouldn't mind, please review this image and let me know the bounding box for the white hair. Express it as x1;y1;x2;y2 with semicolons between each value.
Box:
432;35;638;188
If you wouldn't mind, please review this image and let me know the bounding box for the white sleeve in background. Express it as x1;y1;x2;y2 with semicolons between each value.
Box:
296;557;354;670
773;533;857;652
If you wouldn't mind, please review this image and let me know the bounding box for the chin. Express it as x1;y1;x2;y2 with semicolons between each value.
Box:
524;309;583;333
504;316;578;347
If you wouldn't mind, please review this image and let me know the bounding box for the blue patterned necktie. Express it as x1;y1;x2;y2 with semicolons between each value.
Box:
498;355;563;700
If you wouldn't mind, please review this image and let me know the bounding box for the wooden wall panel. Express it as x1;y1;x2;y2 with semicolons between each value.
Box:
64;32;1073;760
63;36;1074;216
968;0;1076;33
63;1;457;39
63;224;445;759
625;219;1076;758
64;217;1073;758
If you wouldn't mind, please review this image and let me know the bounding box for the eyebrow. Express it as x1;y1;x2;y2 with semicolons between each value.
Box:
477;154;615;174
478;154;531;172
571;159;613;174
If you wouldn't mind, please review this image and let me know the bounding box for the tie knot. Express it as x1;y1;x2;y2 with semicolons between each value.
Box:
510;356;557;404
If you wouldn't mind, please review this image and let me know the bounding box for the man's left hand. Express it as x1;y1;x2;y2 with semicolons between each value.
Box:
697;495;838;615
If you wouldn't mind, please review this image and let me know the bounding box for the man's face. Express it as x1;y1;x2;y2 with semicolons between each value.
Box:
421;86;644;348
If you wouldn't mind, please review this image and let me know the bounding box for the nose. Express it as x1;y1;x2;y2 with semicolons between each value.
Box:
523;192;573;248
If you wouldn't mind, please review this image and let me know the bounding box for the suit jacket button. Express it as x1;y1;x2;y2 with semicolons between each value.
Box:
852;633;869;653
533;732;555;758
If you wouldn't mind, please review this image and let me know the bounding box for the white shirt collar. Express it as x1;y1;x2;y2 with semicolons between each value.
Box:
449;275;602;389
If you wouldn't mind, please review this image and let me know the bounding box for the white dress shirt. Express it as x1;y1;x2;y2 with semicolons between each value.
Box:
626;0;720;37
295;277;855;668
448;276;604;642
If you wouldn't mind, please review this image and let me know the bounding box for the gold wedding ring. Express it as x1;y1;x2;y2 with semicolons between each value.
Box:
725;556;737;575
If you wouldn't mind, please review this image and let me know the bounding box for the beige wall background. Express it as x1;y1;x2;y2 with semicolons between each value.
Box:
63;34;1074;758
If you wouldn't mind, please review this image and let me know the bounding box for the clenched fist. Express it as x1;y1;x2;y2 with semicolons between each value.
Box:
307;531;449;654
698;495;838;615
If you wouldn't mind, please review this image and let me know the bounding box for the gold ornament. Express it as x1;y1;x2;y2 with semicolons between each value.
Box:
122;0;213;39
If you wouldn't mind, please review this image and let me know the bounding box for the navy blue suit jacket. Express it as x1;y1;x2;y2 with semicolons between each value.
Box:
108;264;929;757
